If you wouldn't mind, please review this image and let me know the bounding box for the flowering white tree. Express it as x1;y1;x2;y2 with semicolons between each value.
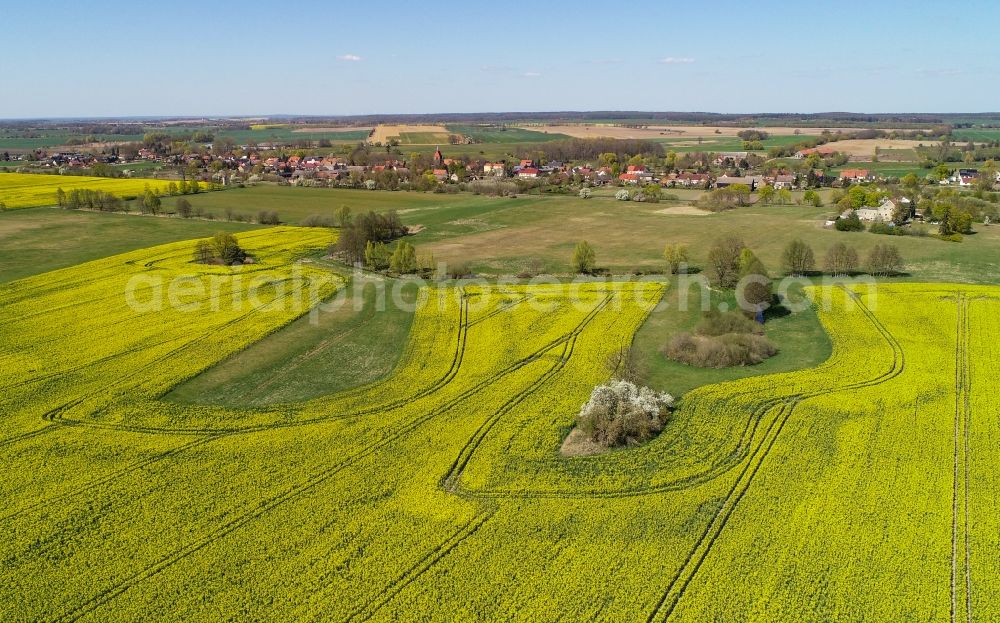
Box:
614;189;630;201
579;187;592;199
577;380;674;447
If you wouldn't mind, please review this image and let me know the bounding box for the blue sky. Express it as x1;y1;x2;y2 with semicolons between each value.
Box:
3;0;998;118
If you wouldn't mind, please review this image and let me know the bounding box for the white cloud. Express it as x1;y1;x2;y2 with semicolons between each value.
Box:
523;71;542;78
337;54;362;62
660;56;695;64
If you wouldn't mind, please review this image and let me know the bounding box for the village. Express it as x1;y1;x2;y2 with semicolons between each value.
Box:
8;141;998;199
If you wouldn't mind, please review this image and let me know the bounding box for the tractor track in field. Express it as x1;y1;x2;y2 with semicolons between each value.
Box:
43;295;473;435
951;293;972;623
43;296;613;623
47;293;609;436
0;425;56;449
332;294;613;622
463;394;787;501
331;294;613;622
42;302;287;428
644;287;905;623
442;293;612;492
0;436;218;524
339;511;494;623
324;295;612;623
466;293;532;327
18;299;471;533
20;295;595;540
0;333;194;395
457;286;904;503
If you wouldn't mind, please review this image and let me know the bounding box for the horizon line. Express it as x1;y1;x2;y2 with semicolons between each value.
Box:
2;110;1000;123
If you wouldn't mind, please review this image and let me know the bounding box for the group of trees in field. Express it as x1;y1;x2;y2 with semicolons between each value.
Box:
57;188;126;212
362;239;419;273
193;232;249;265
781;238;903;277
332;208;408;265
163;180;201;196
696;185;753;211
570;235;902;280
705;236;773;311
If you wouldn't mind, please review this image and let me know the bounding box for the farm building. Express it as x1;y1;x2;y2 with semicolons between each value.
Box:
854;198;898;222
839;168;873;182
483;162;505;176
716;175;761;190
667;172;711;187
773;174;796;189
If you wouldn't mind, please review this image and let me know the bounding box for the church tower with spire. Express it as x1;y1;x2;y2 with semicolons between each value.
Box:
433;146;444;167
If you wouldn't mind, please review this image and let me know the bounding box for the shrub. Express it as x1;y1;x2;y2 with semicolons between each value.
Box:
576;380;674;447
300;214;337;227
695;309;763;337
364;241;391;270
696;185;751;211
803;189;823;207
868;221;908;236
663;243;689;274
257;210;281;225
614;189;630;201
334;210;406;264
641;184;661;202
176;198;193;219
572;241;596;274
835;211;864;231
578;187;592;199
663;332;777;368
662;309;776;368
389;240;417;274
445;261;472;279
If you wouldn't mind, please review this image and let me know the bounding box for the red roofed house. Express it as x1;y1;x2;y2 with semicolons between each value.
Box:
619;173;640;184
624;164;653;182
432;168;448;180
517;167;540;179
795;146;838;158
838;169;872;182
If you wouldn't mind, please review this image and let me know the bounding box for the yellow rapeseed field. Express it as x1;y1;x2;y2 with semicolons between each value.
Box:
1;230;997;623
0;172;182;209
